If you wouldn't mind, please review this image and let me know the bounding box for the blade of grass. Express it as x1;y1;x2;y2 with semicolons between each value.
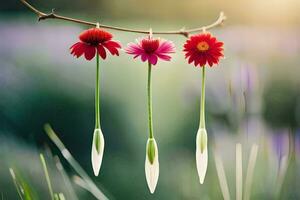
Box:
44;123;109;200
72;175;109;199
54;194;59;200
54;156;79;200
214;150;231;200
244;144;259;200
236;143;243;200
275;155;289;199
40;154;54;200
18;177;35;200
275;131;295;199
72;175;91;192
58;193;66;200
9;168;37;200
53;193;66;200
9;168;24;200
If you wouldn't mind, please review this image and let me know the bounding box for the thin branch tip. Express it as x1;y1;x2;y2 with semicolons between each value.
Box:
220;12;227;22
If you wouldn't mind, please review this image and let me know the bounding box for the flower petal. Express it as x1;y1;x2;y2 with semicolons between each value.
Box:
83;45;96;60
105;40;121;48
141;53;149;62
157;40;175;54
125;42;144;55
103;41;121;56
149;54;158;65
70;42;85;58
156;53;171;61
97;45;107;59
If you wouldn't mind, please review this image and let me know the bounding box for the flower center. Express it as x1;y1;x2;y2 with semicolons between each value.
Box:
142;39;160;54
197;41;209;52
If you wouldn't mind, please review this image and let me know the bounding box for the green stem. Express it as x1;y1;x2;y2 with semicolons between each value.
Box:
147;62;154;139
95;54;100;129
199;66;206;129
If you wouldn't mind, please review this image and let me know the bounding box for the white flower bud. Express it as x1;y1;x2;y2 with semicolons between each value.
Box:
91;128;105;176
145;138;159;194
196;128;208;184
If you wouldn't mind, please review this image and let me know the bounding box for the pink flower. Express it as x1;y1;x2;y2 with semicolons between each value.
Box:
125;37;175;65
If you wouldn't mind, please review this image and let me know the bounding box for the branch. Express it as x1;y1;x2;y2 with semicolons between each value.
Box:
20;0;226;37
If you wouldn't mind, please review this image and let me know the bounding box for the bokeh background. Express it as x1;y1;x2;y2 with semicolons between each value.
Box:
1;0;300;199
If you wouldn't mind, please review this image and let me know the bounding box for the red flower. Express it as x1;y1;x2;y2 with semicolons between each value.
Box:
183;33;224;67
70;28;121;61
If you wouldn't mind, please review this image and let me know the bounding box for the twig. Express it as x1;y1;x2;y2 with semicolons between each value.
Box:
20;0;226;37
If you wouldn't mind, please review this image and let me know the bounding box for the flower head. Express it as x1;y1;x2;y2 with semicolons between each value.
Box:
70;28;121;61
183;32;224;67
126;37;175;65
91;128;105;176
196;128;208;184
145;138;159;193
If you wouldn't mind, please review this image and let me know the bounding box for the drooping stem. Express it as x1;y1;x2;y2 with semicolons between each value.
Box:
95;54;100;129
199;66;206;129
147;62;154;139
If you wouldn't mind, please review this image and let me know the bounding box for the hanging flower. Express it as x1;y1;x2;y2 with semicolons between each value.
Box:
125;34;174;193
69;26;121;176
70;28;121;60
183;32;224;67
184;32;224;184
125;37;175;65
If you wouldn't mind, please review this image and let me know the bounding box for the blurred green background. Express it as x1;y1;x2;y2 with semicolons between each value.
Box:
1;0;300;199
